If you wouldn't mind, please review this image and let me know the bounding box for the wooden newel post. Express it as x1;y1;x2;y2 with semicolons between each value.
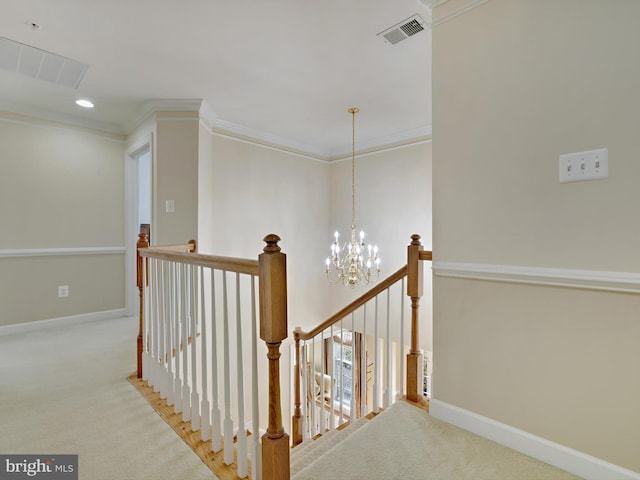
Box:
292;328;303;446
136;231;149;378
406;234;424;402
259;234;290;480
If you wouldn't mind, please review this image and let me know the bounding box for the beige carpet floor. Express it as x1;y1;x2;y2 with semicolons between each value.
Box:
0;316;215;480
293;400;583;480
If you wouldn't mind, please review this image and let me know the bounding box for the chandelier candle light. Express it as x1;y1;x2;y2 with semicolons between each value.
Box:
325;107;381;287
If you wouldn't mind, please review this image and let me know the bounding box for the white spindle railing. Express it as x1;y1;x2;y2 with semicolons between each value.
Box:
138;240;271;480
293;256;428;448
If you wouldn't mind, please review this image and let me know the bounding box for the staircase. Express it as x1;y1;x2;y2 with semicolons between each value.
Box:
290;416;370;478
134;232;431;479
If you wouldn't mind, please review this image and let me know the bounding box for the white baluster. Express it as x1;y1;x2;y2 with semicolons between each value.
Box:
210;269;222;453
222;272;234;465
155;258;163;390
165;261;173;398
385;287;391;408
164;261;175;406
301;341;309;441
250;275;261;480
235;274;248;478
173;263;183;415
151;258;159;390
200;266;211;441
373;296;380;414
360;304;367;417
350;312;356;420
339;318;344;426
141;255;149;382
311;337;316;437
319;331;326;434
159;260;169;400
329;324;334;431
181;264;191;422
190;265;200;431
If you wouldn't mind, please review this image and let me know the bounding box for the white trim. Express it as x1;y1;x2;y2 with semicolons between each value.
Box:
0;309;128;337
430;399;640;480
124;98;204;133
156;116;200;122
125;134;153;318
0;101;125;135
0;109;125;142
211;118;326;158
0;247;126;258
199;119;328;163
428;0;491;27
329;138;433;164
324;125;432;159
432;261;640;294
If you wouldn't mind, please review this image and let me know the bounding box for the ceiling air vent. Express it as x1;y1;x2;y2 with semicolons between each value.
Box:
378;14;426;45
0;36;88;88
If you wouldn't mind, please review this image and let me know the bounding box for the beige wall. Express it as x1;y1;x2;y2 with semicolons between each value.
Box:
433;0;640;472
154;112;200;245
0;112;126;326
202;133;331;332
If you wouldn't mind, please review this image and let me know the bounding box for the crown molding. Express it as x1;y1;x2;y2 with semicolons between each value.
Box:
324;124;432;159
423;0;491;27
123;98;207;133
0;100;125;135
210;117;328;159
2;96;432;161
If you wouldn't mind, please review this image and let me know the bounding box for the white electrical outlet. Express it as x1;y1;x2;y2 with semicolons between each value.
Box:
559;148;608;183
58;285;69;297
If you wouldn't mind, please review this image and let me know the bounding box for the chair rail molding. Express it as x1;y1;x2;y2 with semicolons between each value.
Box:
432;261;640;294
0;247;126;258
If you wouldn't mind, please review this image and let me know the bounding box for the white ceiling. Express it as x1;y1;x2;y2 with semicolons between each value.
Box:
0;0;431;158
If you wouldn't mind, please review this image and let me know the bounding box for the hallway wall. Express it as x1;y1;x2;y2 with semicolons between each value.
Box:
0;111;126;327
432;0;640;473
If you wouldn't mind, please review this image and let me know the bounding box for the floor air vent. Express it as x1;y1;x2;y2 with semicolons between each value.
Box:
0;36;88;88
378;14;426;45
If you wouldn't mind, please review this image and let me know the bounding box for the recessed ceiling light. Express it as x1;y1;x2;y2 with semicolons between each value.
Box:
75;99;94;108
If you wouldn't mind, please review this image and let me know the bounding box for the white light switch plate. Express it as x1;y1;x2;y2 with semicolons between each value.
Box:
559;148;608;183
165;199;175;213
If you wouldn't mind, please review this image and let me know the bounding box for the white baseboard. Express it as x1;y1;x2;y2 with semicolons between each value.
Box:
0;309;127;337
429;399;640;480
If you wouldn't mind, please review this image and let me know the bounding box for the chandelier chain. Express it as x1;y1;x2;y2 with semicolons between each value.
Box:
351;107;356;228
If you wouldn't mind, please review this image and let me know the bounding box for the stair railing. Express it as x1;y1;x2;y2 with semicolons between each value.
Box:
136;233;289;480
292;234;431;446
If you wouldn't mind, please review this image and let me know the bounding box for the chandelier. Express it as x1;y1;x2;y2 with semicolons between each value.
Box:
325;107;381;287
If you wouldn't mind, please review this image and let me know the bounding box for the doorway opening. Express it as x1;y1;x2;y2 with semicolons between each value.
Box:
126;140;152;317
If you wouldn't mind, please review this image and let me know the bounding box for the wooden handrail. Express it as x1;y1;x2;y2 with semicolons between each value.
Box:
296;264;409;341
138;248;259;276
419;250;432;261
292;234;432;445
146;240;197;252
